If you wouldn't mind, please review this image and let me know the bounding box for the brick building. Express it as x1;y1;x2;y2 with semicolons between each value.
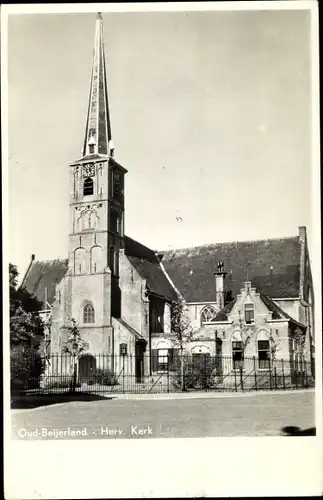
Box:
21;14;315;381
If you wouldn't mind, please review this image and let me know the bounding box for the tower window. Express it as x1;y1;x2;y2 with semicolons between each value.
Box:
83;303;95;324
110;207;122;234
109;246;115;274
83;177;94;196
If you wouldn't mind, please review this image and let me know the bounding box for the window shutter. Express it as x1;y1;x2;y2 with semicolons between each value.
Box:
151;349;158;372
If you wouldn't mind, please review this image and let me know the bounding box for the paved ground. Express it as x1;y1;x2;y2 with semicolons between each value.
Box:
11;390;315;440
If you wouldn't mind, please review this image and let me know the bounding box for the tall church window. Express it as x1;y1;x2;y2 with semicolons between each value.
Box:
200;305;217;325
110;207;121;234
83;303;95;324
90;246;102;273
74;247;86;274
83;177;94;196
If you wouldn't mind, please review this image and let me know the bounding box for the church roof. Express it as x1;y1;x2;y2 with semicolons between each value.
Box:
21;258;69;308
161;236;302;302
124;236;178;302
21;237;178;308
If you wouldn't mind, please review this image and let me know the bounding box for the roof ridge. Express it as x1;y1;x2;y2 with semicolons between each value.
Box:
161;235;299;255
259;292;288;318
33;258;68;264
260;292;306;328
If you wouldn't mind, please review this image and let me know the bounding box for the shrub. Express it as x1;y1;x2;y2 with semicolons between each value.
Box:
10;345;44;393
171;355;215;390
45;377;70;389
94;368;118;386
43;376;81;389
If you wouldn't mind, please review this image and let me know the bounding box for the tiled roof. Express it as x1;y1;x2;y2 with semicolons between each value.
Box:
124;236;178;302
260;293;306;329
21;259;69;308
213;298;237;321
161;236;301;302
213;292;306;329
22;236;178;307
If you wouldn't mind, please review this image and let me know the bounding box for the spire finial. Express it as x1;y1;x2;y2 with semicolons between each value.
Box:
82;12;113;157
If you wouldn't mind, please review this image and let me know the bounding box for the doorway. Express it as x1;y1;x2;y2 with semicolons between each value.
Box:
135;340;146;383
79;354;96;382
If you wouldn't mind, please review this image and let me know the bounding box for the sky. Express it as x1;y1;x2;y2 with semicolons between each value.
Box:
7;7;315;279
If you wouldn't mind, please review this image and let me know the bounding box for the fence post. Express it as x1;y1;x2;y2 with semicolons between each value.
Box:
240;366;244;391
282;359;285;390
253;356;257;391
234;367;237;392
301;358;304;388
269;363;273;390
204;354;207;391
167;354;170;393
122;355;125;394
305;361;308;387
274;366;277;389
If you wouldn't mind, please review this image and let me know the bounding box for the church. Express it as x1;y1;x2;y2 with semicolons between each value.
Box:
21;14;315;383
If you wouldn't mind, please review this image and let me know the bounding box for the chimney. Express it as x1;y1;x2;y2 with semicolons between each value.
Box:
214;261;227;311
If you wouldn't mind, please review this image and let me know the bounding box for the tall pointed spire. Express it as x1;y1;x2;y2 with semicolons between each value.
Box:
83;12;113;157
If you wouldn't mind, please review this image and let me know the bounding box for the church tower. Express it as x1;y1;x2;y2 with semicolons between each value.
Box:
65;13;126;352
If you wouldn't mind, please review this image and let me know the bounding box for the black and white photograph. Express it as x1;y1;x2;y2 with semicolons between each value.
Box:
3;2;321;498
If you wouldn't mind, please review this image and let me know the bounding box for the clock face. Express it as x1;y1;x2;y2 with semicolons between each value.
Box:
83;164;95;177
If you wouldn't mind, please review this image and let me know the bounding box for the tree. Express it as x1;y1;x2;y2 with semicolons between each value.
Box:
11;345;44;393
268;328;282;364
9;263;44;348
290;327;308;386
10;306;44;349
9;264;45;393
293;327;307;366
171;299;194;391
62;318;90;392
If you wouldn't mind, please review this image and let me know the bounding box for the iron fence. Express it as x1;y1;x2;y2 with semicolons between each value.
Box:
10;352;315;396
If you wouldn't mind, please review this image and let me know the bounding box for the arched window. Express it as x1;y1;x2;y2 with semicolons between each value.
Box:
81;209;98;231
74;247;86;274
83;177;94;196
83;303;95;324
90;245;102;273
200;305;217;325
